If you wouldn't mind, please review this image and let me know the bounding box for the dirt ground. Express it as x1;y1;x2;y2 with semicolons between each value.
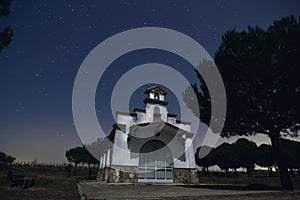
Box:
77;182;300;200
1;165;300;200
1;181;300;200
0;186;80;200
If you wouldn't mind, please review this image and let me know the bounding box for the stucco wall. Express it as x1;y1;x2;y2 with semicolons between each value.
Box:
111;130;139;166
100;87;198;184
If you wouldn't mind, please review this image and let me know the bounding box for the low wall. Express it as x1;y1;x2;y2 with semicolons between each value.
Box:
173;168;199;184
98;166;138;183
98;166;198;184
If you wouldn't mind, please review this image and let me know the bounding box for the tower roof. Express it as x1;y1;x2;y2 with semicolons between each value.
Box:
144;85;168;95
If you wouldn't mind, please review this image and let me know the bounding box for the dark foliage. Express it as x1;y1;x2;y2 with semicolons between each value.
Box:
0;152;15;170
65;146;99;178
0;0;13;52
187;15;300;190
195;138;300;179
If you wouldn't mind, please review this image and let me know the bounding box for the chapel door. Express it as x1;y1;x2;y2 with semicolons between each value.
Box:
138;140;173;182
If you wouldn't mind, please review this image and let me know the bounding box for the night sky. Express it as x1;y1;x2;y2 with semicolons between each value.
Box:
1;1;299;163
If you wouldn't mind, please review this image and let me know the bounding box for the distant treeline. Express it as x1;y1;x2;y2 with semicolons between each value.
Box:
195;138;300;177
65;145;99;178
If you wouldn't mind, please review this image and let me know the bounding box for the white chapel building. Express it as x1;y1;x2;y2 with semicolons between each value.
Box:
98;85;198;183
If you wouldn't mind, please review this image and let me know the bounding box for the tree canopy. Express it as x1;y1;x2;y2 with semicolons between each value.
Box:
233;138;257;177
187;15;300;190
65;146;86;176
196;138;258;177
195;138;300;178
0;0;13;52
81;146;99;178
65;146;99;177
0;151;15;170
256;143;275;176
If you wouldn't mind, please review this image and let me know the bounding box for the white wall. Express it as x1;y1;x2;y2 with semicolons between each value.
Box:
111;130;139;166
109;91;196;169
173;138;196;169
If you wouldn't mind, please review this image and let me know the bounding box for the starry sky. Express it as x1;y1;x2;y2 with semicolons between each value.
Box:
0;0;299;163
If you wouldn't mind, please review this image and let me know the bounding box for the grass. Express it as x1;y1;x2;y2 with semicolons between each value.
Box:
0;165;299;199
198;171;300;189
0;164;98;200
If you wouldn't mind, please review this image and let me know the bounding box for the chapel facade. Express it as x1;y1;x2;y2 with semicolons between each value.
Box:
98;85;198;183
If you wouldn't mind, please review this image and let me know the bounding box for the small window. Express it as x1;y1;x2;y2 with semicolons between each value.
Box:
154;106;160;114
153;106;161;121
154;92;159;100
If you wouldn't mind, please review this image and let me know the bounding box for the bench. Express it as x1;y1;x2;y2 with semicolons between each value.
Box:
10;178;35;189
7;167;35;189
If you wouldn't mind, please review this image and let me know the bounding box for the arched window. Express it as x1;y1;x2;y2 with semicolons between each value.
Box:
154;92;159;100
153;106;161;121
154;106;160;114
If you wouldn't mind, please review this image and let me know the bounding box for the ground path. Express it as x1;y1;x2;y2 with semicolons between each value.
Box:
77;182;300;200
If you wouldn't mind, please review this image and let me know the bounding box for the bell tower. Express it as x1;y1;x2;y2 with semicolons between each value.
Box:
142;85;169;122
143;85;168;106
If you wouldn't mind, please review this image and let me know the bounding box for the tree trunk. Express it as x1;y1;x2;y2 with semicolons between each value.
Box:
65;165;71;177
268;167;273;177
290;169;295;177
201;167;206;176
74;163;78;176
246;166;252;177
206;166;210;176
234;168;238;176
88;164;92;179
246;168;249;177
269;133;293;190
225;169;230;177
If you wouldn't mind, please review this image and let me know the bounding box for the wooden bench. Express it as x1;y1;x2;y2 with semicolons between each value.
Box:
10;178;35;189
7;167;35;189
